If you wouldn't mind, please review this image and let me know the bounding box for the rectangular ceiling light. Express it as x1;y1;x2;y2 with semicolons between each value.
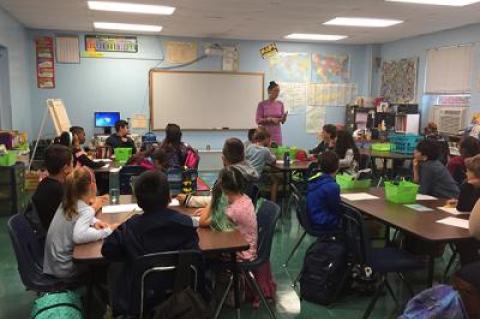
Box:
94;22;163;32
285;33;347;41
324;17;403;27
88;1;175;15
385;0;480;6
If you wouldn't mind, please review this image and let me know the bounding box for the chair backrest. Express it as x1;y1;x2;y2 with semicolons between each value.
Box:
119;165;147;195
245;183;260;205
255;200;280;265
359;153;371;170
340;203;371;266
131;250;204;318
290;183;315;234
7;214;53;291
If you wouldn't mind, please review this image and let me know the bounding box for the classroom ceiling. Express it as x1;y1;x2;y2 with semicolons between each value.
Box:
2;0;480;44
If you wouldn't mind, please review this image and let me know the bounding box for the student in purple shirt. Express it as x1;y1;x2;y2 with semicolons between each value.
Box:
256;81;288;145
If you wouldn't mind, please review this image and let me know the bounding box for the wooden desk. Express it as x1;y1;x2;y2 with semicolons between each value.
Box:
73;195;248;318
342;188;471;285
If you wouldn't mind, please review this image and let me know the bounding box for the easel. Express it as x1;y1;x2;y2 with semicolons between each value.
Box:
28;99;71;171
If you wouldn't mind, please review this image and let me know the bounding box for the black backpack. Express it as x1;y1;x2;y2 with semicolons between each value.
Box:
300;238;349;305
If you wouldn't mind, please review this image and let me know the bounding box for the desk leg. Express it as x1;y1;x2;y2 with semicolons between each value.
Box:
281;171;288;220
231;252;241;319
428;253;435;287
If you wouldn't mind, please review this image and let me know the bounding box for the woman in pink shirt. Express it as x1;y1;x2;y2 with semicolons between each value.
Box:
256;81;288;145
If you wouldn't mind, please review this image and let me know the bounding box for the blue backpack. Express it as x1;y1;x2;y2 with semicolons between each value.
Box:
399;285;467;319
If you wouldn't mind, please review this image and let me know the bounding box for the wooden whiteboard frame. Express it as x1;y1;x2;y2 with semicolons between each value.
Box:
149;70;264;131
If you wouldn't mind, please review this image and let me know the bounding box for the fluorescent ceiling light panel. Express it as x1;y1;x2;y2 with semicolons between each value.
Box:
385;0;480;6
285;33;347;41
88;1;175;15
94;22;163;32
324;17;403;27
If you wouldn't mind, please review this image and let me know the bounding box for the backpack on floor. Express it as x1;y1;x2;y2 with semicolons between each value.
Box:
399;285;468;319
31;290;83;319
299;239;349;305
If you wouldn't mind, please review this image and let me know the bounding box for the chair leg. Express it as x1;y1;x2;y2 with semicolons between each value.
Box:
246;271;277;319
214;273;233;319
362;277;385;319
443;249;458;282
283;231;307;268
384;278;398;306
397;272;415;297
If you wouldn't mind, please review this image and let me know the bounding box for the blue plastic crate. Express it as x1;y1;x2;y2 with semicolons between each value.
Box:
388;133;422;154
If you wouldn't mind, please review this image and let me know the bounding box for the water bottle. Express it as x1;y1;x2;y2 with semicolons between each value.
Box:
284;152;290;167
109;168;120;205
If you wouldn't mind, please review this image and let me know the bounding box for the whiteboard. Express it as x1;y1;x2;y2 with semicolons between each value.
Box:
150;71;264;130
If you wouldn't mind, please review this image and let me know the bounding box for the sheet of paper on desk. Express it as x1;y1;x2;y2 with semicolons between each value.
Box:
436;217;469;229
93;159;112;163
103;204;141;214
404;204;433;212
438;207;470;216
109;167;121;173
169;198;180;207
276;160;284;165
341;193;379;201
416;194;438;201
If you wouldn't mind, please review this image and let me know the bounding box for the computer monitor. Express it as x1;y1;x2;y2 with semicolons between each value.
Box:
95;112;120;134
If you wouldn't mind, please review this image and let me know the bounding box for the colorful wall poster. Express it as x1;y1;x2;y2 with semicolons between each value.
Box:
308;83;358;106
381;58;417;102
306;106;326;133
311;53;350;83
278;82;307;114
35;36;55;89
85;35;138;53
268;52;310;83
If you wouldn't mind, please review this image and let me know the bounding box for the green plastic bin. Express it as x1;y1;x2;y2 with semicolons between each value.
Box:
384;181;419;204
0;151;17;166
114;148;132;164
336;173;371;190
371;143;391;152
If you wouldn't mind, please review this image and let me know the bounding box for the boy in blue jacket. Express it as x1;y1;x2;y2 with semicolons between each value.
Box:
307;151;341;231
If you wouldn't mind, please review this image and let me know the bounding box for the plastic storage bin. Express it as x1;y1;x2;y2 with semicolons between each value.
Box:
384;180;419;204
0;151;17;166
114;148;132;164
371;143;391;152
389;134;422;154
336;174;371;190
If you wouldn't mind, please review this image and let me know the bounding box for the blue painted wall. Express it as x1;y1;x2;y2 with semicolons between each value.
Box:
379;23;480;128
0;7;31;133
27;30;369;150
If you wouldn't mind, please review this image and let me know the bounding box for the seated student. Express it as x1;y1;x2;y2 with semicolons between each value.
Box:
424;122;450;165
244;128;257;149
309;124;336;155
220;166;257;261
447;154;480;213
194;138;259;229
159;123;188;168
70;126;105;169
307;151;342;232
334;130;360;172
448;136;480;185
43;167;113;281
413;140;460;199
31;144;73;231
106;119;136;154
246;129;276;175
151;148;169;173
453;194;480;318
101;171;199;316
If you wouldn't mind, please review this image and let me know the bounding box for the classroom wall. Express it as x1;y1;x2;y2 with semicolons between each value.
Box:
0;7;31;134
379;23;480;128
27;30;370;150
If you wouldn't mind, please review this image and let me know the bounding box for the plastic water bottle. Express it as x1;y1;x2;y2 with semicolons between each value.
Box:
284;152;290;167
109;168;120;205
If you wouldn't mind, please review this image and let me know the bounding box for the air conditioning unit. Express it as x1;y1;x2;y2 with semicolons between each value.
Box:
429;105;469;135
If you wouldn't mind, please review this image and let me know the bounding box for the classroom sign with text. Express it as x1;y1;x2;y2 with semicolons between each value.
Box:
35;36;55;89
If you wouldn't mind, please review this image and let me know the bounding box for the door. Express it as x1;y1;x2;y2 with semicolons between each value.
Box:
0;46;12;129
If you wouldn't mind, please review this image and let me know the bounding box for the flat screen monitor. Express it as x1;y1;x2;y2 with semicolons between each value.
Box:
95;112;120;128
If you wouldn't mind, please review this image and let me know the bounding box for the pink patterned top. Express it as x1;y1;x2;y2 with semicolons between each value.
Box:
256;99;285;145
226;194;257;262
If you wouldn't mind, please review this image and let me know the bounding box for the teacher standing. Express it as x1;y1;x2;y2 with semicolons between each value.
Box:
256;81;288;146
